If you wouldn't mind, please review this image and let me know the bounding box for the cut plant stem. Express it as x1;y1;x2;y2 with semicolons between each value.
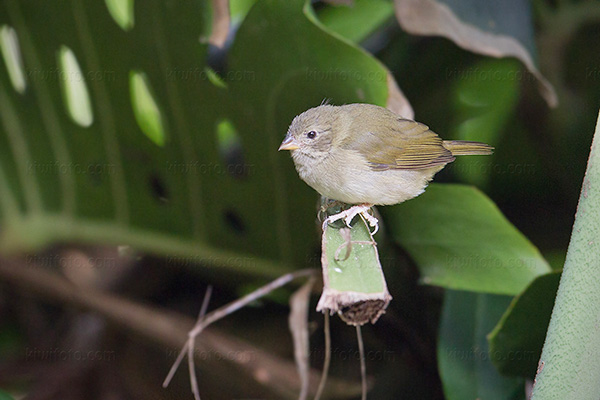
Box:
317;198;391;326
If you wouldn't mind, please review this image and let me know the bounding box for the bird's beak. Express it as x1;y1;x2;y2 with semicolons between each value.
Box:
278;136;300;151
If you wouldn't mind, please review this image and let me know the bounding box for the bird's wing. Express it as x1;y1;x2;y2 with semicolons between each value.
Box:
344;118;455;171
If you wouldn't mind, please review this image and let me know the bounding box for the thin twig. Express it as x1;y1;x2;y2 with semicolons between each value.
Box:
198;286;213;319
189;286;213;400
163;269;317;396
163;286;213;389
289;278;315;400
188;269;316;338
313;312;331;400
163;341;187;387
189;339;199;399
356;326;367;400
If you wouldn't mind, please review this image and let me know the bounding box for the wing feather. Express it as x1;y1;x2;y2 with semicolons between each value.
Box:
342;115;455;171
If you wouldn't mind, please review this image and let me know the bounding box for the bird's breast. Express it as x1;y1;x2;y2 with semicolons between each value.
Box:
292;149;440;205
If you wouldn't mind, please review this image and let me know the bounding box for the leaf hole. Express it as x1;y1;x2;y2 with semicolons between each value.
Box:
57;46;94;127
149;173;168;203
0;25;26;94
87;160;106;186
129;71;166;147
207;44;227;75
105;0;135;31
223;209;245;234
216;118;248;179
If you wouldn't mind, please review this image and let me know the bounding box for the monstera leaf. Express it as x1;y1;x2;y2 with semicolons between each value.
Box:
0;0;409;274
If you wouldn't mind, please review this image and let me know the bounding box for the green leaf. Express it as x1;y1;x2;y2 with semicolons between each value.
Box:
531;111;600;400
383;183;551;295
0;0;405;274
450;58;520;187
438;290;524;400
316;0;394;44
488;271;561;378
0;390;15;400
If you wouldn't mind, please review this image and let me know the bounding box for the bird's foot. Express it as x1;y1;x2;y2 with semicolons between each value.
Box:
322;204;378;235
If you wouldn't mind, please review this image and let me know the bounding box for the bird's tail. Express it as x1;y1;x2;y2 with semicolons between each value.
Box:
443;140;494;156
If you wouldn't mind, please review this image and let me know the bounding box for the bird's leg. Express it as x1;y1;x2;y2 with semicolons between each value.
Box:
322;204;378;234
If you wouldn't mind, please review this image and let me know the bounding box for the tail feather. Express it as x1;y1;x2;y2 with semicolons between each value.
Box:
443;140;494;156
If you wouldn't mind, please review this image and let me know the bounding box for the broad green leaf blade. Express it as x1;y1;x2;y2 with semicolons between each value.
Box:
438;290;524;400
0;0;407;275
489;271;561;378
394;0;558;107
316;0;394;44
451;58;520;187
383;184;551;295
531;110;600;400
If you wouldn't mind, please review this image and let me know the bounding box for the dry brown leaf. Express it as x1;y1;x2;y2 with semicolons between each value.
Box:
394;0;558;107
288;277;316;400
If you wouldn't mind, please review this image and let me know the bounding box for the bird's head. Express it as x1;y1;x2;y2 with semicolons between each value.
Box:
278;105;337;161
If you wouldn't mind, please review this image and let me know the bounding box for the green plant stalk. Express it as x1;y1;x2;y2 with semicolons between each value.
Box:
531;110;600;400
317;204;391;326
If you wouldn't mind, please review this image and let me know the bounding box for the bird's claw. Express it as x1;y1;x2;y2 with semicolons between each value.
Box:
322;204;379;235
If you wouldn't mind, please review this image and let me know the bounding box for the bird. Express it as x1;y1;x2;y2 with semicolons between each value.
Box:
278;103;493;231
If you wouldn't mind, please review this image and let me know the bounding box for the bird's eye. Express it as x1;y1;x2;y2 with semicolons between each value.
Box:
306;131;317;139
